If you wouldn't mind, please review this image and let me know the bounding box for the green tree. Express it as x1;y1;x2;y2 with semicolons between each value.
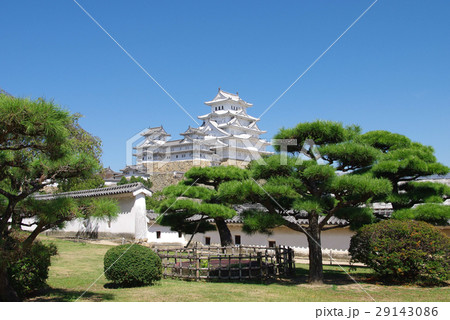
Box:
156;166;249;246
219;121;392;283
117;175;153;190
117;176;129;185
358;130;449;212
58;174;105;192
392;203;450;226
0;95;119;300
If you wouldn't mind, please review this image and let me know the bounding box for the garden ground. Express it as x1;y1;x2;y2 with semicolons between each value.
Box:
28;236;449;302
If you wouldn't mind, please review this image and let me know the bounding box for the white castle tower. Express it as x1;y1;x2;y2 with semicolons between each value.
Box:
134;89;271;173
199;89;271;164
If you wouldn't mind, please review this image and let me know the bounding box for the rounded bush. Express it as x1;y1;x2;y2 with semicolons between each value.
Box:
6;240;57;299
349;220;450;285
104;244;162;286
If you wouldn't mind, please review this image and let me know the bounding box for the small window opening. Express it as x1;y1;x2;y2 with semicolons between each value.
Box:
156;231;161;239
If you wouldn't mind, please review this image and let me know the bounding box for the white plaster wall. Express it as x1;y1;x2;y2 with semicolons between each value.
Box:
188;225;355;251
147;224;186;245
22;196;137;237
60;196;136;235
133;193;148;240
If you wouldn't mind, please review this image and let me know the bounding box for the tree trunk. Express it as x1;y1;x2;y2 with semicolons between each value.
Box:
0;200;15;236
214;218;233;247
0;265;20;302
307;213;323;284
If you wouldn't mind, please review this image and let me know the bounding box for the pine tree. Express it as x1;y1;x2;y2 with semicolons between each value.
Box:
218;121;392;283
0;95;119;300
157;166;248;246
358;130;449;212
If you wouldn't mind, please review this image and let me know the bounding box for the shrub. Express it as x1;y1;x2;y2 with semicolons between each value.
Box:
104;244;162;286
6;240;57;299
349;220;450;285
392;204;450;226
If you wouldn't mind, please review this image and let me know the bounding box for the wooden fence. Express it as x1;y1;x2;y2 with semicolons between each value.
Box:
153;245;295;281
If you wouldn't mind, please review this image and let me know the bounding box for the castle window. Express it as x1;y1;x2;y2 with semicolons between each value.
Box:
268;240;276;248
235;235;241;245
205;237;211;245
156;231;161;239
178;231;183;238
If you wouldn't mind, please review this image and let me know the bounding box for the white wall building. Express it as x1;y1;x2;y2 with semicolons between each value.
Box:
146;211;354;251
25;183;152;240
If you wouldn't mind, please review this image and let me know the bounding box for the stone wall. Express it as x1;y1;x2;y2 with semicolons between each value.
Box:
144;159;212;174
220;159;251;169
150;172;185;191
145;159;252;191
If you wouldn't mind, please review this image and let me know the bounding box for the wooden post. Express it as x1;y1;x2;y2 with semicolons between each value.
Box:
219;255;222;279
238;255;242;280
228;255;231;280
249;253;252;279
290;248;295;275
265;250;269;277
257;252;262;279
195;250;200;281
207;255;210;280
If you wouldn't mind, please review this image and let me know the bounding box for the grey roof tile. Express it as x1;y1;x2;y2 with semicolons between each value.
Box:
34;183;149;200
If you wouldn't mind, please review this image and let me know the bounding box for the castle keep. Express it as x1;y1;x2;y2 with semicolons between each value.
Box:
134;89;272;185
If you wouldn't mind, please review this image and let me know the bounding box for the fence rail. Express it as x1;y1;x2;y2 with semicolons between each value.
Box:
154;244;294;281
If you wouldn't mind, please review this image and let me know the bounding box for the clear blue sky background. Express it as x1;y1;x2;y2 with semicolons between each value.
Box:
1;0;449;170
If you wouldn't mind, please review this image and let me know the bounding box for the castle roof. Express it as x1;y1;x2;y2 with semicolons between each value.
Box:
120;165;149;176
180;125;207;136
198;110;259;121
141;125;170;137
204;89;253;107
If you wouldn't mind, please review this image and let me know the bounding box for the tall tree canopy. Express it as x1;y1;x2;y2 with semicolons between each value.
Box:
156;166;249;246
219;121;392;283
358;130;449;213
0;95;119;300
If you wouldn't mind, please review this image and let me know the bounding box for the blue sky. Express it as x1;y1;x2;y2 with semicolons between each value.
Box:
1;0;449;170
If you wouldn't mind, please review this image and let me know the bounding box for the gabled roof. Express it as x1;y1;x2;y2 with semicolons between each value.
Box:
204;89;253;107
203;119;231;137
34;183;151;200
100;167;120;179
198;110;259;121
141;125;170;137
180;125;207;136
120;165;149;176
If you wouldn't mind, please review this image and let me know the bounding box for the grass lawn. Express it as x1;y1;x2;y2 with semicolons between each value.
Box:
28;237;449;302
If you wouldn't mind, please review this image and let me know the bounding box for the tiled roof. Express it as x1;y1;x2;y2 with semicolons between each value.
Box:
141;126;170;136
34;183;149;200
180;126;207;136
204;89;253;107
147;203;349;226
147;202;422;226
